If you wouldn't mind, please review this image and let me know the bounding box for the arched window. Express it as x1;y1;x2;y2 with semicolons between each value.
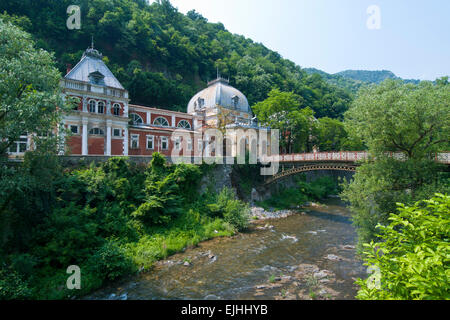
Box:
113;103;121;116
177;120;191;129
232;96;240;108
153;117;170;127
89;100;96;113
89;128;104;135
197;98;205;108
97;101;105;114
129;113;144;125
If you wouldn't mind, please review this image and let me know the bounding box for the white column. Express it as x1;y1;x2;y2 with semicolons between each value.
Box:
124;102;129;118
193;118;198;130
106;120;112;156
147;112;151;125
123;127;128;156
172;115;176;127
82;118;88;155
58;121;66;155
82;96;87;112
106;100;111;115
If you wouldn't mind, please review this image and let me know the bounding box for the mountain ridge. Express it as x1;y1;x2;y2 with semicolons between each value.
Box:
304;68;421;93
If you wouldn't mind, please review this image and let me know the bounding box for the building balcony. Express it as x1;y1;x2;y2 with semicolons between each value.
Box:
62;79;129;99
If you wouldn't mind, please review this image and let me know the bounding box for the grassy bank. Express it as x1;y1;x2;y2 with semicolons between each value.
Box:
0;154;250;300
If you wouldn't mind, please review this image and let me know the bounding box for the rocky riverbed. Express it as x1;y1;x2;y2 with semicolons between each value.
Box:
87;198;365;300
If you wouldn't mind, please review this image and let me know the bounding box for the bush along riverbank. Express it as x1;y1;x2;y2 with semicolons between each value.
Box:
0;154;250;300
255;175;340;213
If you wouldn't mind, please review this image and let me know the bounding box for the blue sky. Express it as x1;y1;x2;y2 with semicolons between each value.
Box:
161;0;449;80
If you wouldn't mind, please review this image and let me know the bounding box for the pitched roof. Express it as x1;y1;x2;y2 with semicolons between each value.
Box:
64;48;125;90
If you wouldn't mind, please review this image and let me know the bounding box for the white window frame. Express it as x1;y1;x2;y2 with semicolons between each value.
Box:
113;103;121;116
130;113;144;126
174;137;181;151
130;134;140;149
187;138;193;151
89;128;104;136
153;117;170;127
161;136;169;150
113;128;122;138
69;125;79;135
146;135;154;150
177;120;191;129
97;101;105;114
8;135;28;154
88;100;96;113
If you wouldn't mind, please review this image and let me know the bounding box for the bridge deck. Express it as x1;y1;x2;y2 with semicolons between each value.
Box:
262;151;450;164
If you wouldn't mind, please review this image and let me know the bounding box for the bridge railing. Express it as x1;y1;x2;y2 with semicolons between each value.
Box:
261;152;450;164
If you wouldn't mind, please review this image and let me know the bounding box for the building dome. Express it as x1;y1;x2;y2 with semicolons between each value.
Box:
187;78;251;115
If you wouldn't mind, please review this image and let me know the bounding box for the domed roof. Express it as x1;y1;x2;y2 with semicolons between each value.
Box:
187;78;251;115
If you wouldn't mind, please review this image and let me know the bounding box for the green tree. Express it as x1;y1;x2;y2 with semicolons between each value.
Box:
342;80;450;248
253;89;315;153
0;18;69;157
356;194;450;300
345;80;449;159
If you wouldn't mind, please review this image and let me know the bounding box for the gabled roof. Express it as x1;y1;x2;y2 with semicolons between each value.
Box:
64;48;125;90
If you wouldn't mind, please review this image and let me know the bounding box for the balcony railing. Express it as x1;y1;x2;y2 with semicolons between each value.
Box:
62;79;128;99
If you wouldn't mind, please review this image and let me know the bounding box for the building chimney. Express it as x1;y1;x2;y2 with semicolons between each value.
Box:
66;63;72;75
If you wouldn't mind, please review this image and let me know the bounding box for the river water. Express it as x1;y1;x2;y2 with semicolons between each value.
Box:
89;198;366;300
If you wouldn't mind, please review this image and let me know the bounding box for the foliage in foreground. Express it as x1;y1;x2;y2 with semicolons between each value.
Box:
357;194;449;300
0;154;249;300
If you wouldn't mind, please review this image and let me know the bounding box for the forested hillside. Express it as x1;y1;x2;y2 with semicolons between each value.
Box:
305;68;421;94
0;0;352;118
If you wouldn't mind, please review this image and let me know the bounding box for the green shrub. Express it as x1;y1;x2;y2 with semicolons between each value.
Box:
206;188;250;231
0;267;32;300
33;205;102;267
258;176;338;210
223;199;250;231
87;241;135;282
356;194;450;300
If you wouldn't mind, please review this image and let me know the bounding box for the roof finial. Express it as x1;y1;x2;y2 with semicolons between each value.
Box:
91;35;94;49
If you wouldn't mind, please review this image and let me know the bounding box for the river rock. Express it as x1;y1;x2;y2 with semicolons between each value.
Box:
183;261;191;266
325;254;343;261
318;289;328;296
119;293;128;300
313;271;329;279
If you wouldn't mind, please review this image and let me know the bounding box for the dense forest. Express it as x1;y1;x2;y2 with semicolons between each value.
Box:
0;0;352;118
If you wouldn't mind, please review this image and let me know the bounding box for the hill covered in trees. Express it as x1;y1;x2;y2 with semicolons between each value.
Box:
0;0;352;119
304;68;421;94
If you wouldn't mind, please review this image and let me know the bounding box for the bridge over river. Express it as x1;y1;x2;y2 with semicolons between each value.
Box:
55;151;449;185
262;151;450;185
